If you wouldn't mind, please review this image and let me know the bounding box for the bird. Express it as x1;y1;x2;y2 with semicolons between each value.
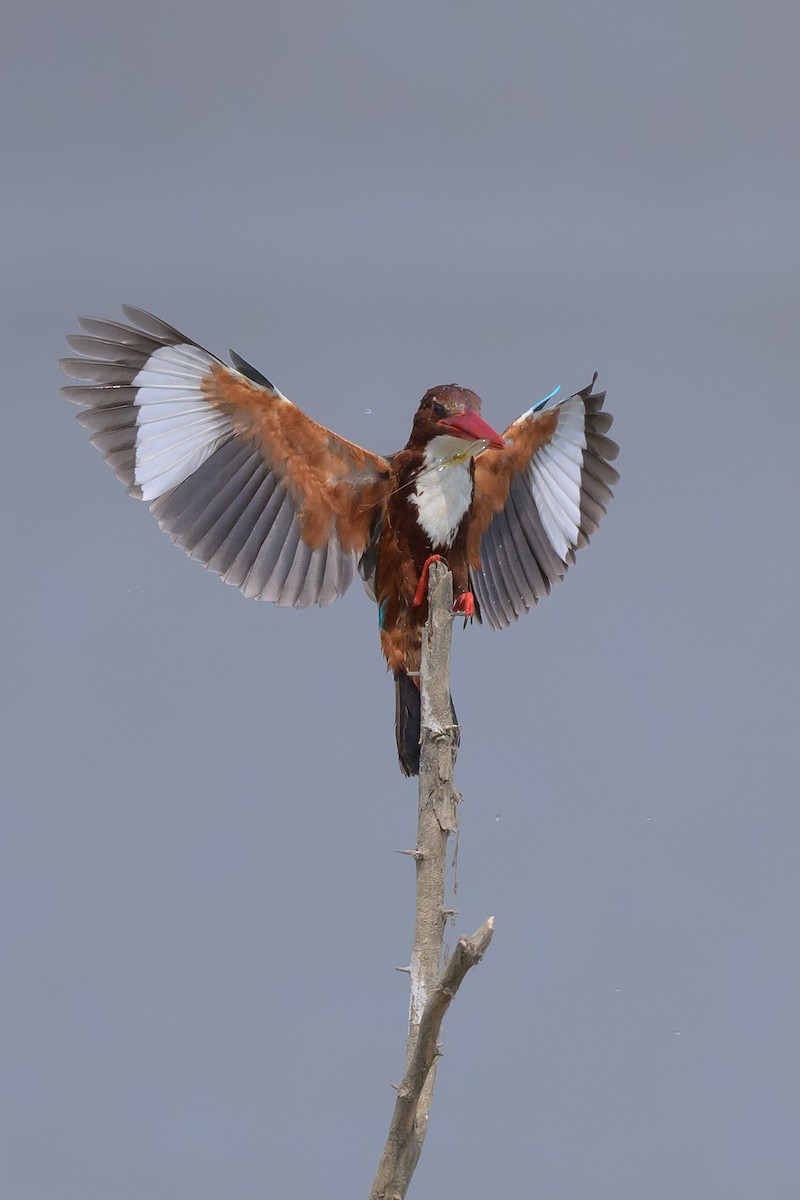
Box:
61;306;619;775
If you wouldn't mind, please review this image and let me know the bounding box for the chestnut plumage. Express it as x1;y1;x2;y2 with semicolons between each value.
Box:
62;307;618;775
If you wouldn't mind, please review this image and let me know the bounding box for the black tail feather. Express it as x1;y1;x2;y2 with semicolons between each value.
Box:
395;670;421;777
394;669;459;777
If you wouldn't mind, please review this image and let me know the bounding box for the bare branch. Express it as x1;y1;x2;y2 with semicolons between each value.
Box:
370;563;494;1200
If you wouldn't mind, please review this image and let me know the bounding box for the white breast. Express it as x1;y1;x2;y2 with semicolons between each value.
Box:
410;435;479;548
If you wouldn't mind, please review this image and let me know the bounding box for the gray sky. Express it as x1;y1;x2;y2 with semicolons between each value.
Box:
3;1;798;1196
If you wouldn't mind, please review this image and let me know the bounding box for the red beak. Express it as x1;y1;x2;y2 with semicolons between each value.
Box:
439;410;505;449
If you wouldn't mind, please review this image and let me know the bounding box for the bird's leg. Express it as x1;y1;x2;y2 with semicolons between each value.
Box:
412;554;446;607
453;590;476;626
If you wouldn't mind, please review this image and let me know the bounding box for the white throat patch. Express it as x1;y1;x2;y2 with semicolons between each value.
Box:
410;434;485;548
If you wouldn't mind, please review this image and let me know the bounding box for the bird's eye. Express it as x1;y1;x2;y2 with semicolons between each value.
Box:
431;401;447;418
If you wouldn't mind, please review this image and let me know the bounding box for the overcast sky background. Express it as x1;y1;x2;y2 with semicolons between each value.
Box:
2;2;798;1197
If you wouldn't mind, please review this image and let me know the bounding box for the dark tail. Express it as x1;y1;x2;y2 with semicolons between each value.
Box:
394;669;459;777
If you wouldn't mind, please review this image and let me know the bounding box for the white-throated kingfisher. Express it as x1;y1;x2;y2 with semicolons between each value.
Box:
62;308;618;775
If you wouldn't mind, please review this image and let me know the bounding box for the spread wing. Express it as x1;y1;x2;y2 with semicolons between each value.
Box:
61;307;391;607
468;377;618;629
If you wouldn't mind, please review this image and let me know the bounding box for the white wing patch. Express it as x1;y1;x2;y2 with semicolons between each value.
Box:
132;344;229;500
529;396;586;559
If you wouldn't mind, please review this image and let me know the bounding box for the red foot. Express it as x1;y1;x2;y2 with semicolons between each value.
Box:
412;555;445;607
453;591;475;619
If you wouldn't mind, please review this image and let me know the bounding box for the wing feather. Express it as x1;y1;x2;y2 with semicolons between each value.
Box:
491;507;533;618
470;380;618;630
62;308;390;607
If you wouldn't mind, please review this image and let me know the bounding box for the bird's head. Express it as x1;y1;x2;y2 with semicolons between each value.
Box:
411;385;505;457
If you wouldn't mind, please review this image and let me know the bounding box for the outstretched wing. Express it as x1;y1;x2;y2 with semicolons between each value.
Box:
61;307;391;607
468;377;618;629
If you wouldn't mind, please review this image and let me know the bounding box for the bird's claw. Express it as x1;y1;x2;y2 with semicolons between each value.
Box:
412;555;446;607
453;591;475;626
